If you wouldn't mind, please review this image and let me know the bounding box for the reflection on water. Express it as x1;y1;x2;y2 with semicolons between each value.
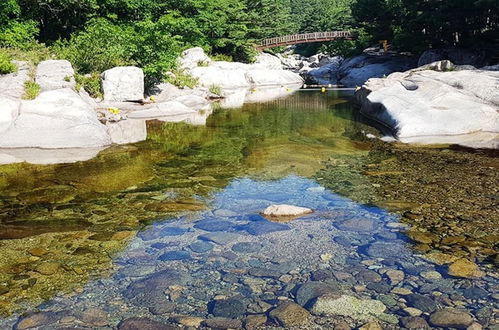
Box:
0;90;497;328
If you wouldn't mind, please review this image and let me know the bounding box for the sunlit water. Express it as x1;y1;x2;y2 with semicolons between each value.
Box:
0;91;497;329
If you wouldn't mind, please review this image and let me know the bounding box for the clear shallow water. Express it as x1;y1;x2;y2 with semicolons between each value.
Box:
0;91;497;329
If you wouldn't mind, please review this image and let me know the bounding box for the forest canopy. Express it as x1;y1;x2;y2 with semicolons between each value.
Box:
0;0;497;81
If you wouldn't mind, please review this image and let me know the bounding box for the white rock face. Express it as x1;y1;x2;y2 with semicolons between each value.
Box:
191;65;250;89
357;65;499;148
0;89;111;148
36;60;75;91
0;97;20;133
102;66;144;102
179;47;211;70
255;53;283;70
180;48;303;90
0;61;30;98
262;204;313;217
128;101;196;119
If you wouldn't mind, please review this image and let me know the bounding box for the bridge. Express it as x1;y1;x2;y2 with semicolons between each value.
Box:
256;31;354;50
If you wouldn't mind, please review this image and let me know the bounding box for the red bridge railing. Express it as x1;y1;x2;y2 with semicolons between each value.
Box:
257;31;354;50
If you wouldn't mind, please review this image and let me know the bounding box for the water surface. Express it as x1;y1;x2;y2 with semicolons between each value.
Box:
0;90;497;329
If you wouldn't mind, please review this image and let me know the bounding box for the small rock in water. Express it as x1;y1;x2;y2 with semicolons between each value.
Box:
420;270;442;280
336;217;376;232
118;317;176;330
198;232;241;245
463;287;489;300
385;269;404;285
238;221;290;236
158;251;191;261
262;204;313;217
295;281;340;306
34;262;61;275
359;321;383;330
429;308;474;329
194;219;234;232
364;242;409;258
211;298;246;318
400;316;430;329
447;259;485;278
189;241;214;253
309;294;386;322
244;314;267;329
405;294;437;313
15;312;59;330
171;316;204;327
79;308;108;327
269;301;311;327
159;227;187;236
203;318;242;329
403;307;423;317
232;242;262;253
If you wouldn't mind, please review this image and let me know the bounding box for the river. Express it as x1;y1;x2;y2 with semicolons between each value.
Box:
0;90;497;329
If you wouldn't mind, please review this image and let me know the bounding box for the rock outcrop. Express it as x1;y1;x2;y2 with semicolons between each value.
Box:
0;89;111;148
0;61;30;99
180;48;303;90
418;48;487;67
102;66;144;102
35;60;75;91
355;62;499;148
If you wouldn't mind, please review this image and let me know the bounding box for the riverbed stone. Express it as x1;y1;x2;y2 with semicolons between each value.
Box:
171;316;204;327
194;219;234;232
364;242;409;258
429;308;474;329
336;217;375;232
238;221;290;236
189;241;214;253
356;269;382;283
118;317;176;330
203;318;242;329
420;270;442;280
244;314;267;329
199;232;241;245
158;251;191;261
15;312;60;330
405;294;437;313
295;281;340;306
463;287;489;300
159;226;188;236
447;259;485;278
211;298;246;318
269;301;311;327
123;269;189;302
400;316;430;329
385;269;404;285
79;307;108;327
310;294;387;321
232;242;262;253
35;262;61;275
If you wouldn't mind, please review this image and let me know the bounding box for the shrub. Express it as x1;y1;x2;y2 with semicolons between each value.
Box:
0;50;16;74
209;84;223;96
210;53;233;62
1;44;52;65
22;81;40;100
55;18;135;74
0;21;38;49
165;69;198;89
75;73;103;98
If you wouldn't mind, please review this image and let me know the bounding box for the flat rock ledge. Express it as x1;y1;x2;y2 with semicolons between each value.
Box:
355;61;499;149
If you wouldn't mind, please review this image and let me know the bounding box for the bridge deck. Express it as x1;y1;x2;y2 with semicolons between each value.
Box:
257;31;354;50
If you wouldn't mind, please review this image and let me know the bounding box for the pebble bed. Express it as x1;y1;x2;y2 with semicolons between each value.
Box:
2;175;497;329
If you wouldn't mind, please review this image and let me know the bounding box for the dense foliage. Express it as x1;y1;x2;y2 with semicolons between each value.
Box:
0;0;497;81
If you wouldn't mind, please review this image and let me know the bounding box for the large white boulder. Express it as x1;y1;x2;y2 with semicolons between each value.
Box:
179;47;211;70
36;60;75;91
255;53;283;70
102;66;144;102
246;69;303;87
356;67;499;148
190;66;250;89
0;61;30;98
181;48;303;90
0;89;111;148
0;96;20;133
